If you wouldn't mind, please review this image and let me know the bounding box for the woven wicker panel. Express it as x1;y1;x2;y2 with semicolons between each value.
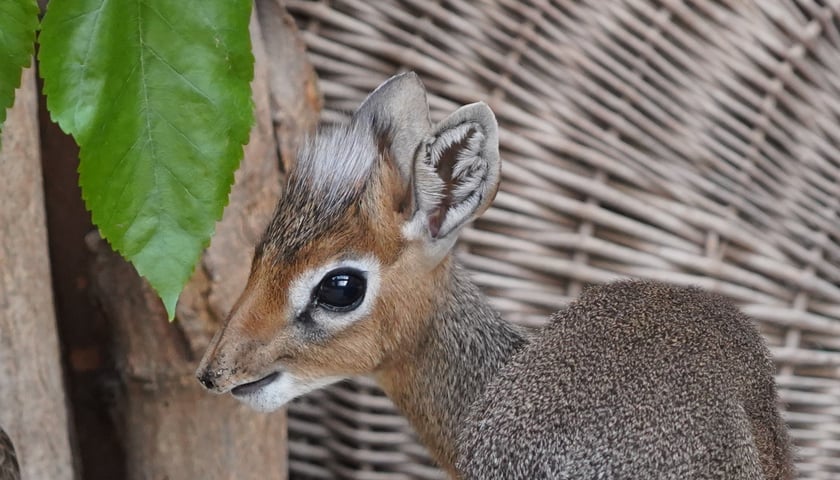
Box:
285;1;840;478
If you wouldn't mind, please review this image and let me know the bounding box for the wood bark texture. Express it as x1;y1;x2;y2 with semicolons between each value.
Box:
0;67;76;480
85;6;320;478
256;0;322;174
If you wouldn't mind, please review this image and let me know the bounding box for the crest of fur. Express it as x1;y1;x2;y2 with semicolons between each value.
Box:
259;121;380;263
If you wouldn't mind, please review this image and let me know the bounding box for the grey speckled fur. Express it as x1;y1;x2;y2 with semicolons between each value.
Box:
455;280;793;479
382;262;529;470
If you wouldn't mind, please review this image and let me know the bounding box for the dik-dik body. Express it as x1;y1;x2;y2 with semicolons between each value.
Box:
197;73;793;479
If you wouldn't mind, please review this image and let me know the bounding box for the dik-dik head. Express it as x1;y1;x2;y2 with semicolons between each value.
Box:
196;73;501;411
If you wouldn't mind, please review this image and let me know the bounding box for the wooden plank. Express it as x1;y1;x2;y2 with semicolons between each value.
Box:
85;12;291;479
0;67;76;480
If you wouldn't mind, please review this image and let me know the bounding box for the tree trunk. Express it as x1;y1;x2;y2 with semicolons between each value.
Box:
84;7;321;477
0;67;76;479
256;0;322;174
87;242;288;480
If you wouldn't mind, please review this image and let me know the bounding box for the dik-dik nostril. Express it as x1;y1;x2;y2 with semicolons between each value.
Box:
197;370;217;390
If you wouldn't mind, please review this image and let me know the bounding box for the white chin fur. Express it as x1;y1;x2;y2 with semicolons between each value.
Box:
233;372;345;413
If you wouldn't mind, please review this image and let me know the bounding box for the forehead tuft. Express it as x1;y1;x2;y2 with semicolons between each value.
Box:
259;121;379;261
296;121;379;202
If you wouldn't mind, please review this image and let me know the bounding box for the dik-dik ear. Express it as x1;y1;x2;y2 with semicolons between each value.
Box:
406;102;501;253
352;72;432;180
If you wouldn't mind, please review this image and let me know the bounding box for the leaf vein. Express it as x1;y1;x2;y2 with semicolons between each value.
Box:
145;45;217;108
141;1;178;37
136;0;160;207
93;60;140;138
99;134;145;228
156;145;202;206
74;0;108;134
153;108;207;158
52;5;105;26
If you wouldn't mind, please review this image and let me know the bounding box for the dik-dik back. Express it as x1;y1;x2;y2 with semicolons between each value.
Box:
458;281;793;479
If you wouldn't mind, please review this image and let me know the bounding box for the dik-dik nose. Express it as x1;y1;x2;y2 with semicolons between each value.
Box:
197;368;218;390
196;343;235;393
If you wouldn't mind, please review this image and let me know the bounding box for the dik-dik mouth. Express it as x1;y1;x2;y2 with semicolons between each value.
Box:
231;371;282;397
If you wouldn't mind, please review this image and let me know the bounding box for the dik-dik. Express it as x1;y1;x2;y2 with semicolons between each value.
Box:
197;73;793;479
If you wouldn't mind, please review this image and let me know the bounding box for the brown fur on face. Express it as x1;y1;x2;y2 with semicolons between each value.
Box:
196;144;446;392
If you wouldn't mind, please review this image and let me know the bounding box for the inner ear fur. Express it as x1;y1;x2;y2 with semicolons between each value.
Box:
414;102;501;240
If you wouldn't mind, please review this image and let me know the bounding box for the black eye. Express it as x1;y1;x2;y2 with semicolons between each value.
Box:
314;269;367;312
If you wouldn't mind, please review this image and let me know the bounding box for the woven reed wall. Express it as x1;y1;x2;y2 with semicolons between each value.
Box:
284;1;840;478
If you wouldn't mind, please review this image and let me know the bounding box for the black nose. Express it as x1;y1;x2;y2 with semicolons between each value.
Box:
197;370;216;390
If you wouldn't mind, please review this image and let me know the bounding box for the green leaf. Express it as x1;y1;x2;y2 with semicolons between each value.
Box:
0;0;39;137
40;0;254;318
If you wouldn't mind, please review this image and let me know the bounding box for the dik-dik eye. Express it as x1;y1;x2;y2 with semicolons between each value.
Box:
314;268;367;312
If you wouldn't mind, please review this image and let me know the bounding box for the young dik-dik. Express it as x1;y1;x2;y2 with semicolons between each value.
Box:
197;73;793;479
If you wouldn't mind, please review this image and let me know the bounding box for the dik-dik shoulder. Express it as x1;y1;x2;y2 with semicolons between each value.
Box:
458;280;792;479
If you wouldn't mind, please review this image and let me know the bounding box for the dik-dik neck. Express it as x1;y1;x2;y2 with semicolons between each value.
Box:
376;258;527;474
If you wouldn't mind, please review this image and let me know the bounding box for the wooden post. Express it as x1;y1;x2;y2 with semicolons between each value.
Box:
0;67;76;479
84;5;320;476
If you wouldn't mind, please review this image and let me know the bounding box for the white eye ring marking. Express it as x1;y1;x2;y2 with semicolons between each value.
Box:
288;255;381;332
